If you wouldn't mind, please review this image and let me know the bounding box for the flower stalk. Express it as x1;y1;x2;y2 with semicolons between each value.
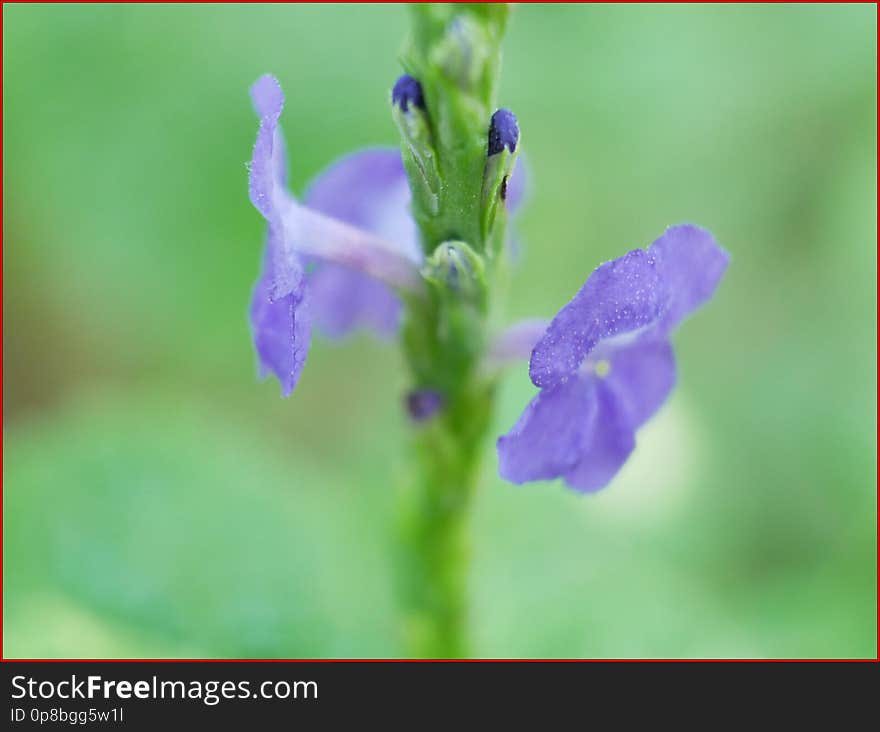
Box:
397;4;510;254
394;3;512;658
397;381;493;657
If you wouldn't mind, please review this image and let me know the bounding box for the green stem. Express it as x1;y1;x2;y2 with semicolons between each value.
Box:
394;3;512;659
400;3;509;255
398;383;493;658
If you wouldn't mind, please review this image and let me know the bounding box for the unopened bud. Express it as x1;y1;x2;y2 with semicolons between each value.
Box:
423;240;487;310
481;108;521;247
487;109;519;156
391;74;441;216
405;389;445;422
392;74;426;112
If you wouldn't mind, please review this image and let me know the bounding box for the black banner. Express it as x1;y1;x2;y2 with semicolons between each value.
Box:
1;660;876;727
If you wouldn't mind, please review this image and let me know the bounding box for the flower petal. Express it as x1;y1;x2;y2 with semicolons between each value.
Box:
248;76;312;395
248;75;301;301
599;338;677;428
484;318;551;371
563;382;635;493
303;148;420;338
650;224;730;332
282;201;423;294
249;228;311;397
304;148;420;260
249;74;286;219
529;249;666;389
497;343;675;492
497;375;597;484
528;225;728;389
307;263;400;337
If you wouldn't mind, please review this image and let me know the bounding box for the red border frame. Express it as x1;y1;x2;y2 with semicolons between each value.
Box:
0;0;877;665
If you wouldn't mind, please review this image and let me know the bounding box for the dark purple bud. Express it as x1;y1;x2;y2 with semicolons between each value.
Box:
487;109;519;156
405;389;445;422
392;74;426;113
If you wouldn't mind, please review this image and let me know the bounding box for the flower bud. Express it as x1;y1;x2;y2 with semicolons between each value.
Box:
481;108;521;248
392;74;426;112
430;15;492;90
487;109;519;156
405;389;445;422
391;74;441;216
423;240;487;310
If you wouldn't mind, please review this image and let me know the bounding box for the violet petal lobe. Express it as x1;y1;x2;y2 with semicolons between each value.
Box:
282;203;424;294
249;74;300;300
495;336;674;492
562;381;636;493
484;318;552;369
303;148;420;338
649;224;730;332
249;229;312;397
529;249;666;389
248;75;312;396
600;338;677;429
304;148;420;259
249;74;286;219
307;265;400;337
497;375;597;485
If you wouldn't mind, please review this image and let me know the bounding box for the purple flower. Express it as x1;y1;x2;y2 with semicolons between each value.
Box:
497;225;729;493
247;74;529;397
247;75;423;396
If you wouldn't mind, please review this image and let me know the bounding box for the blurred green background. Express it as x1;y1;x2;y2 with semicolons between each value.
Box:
3;3;876;659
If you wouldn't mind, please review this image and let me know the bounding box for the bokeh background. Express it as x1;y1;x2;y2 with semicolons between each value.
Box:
3;3;876;658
